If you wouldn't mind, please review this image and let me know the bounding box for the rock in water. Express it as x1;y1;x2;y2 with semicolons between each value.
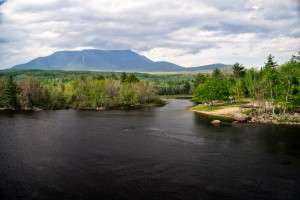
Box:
211;120;221;124
232;113;249;122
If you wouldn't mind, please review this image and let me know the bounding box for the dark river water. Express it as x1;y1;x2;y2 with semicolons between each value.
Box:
0;99;299;200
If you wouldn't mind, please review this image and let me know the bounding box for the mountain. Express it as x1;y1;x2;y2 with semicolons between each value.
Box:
180;63;232;71
11;49;183;72
11;49;231;72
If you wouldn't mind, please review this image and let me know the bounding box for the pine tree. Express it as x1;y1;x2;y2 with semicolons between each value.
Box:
5;76;18;108
212;68;223;79
127;74;139;83
232;62;246;78
97;74;105;80
120;72;128;83
264;54;277;70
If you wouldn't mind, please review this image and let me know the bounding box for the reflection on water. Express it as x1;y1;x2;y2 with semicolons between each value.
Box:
0;99;299;200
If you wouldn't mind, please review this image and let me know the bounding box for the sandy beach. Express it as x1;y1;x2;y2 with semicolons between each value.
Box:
190;106;240;118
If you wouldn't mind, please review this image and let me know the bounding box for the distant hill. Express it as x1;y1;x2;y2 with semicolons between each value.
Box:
11;49;231;72
183;63;232;71
11;49;182;72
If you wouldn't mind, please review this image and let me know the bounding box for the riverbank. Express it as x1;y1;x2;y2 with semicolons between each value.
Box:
190;103;300;125
190;104;239;118
159;94;193;99
0;100;166;112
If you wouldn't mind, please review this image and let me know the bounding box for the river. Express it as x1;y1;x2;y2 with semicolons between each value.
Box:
0;99;299;200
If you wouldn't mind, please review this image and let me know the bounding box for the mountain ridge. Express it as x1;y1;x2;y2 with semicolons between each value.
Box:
11;49;231;72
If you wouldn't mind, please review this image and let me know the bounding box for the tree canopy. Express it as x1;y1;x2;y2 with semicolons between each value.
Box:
264;54;277;70
193;78;229;105
212;68;223;79
232;62;246;78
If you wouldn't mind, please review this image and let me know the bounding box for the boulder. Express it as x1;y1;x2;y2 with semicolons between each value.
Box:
294;113;300;119
211;120;221;124
96;107;105;111
232;113;250;122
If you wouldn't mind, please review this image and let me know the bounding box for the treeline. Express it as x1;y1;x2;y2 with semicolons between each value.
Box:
0;69;195;85
0;72;160;110
193;53;300;114
0;69;196;96
156;80;191;95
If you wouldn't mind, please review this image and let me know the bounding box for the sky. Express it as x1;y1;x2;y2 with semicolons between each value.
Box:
0;0;300;69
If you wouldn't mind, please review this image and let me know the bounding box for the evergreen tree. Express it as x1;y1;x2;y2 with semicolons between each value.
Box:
264;54;277;70
120;72;128;83
109;73;118;80
126;73;139;83
232;62;246;78
193;73;206;88
0;76;8;107
97;74;105;80
5;76;18;108
212;68;223;79
183;81;191;94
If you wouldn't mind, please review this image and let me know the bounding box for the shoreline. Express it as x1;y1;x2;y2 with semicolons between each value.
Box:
189;105;300;126
189;107;236;118
0;101;166;112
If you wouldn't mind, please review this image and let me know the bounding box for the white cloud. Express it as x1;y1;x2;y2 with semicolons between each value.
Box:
0;0;299;69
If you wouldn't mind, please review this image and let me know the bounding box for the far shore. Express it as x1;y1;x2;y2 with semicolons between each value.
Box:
0;101;166;112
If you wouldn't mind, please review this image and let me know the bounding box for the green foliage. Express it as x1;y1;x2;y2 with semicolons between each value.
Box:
264;54;277;70
0;75;159;110
120;83;138;106
120;72;128;83
225;77;236;89
212;68;223;79
156;80;192;95
17;77;50;109
193;73;207;88
1;52;299;112
135;82;157;103
193;79;229;105
97;74;105;80
244;68;261;99
0;76;8;107
192;53;300;113
109;73;118;80
183;81;191;94
193;104;222;111
5;76;18;108
242;110;250;115
126;73;139;83
229;78;245;104
232;62;246;78
0;69;197;96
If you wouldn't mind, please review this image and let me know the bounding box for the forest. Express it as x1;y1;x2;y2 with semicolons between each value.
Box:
0;53;299;113
0;72;163;110
0;70;194;96
193;53;300;115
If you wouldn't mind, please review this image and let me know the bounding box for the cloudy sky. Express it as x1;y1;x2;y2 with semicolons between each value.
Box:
0;0;299;69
